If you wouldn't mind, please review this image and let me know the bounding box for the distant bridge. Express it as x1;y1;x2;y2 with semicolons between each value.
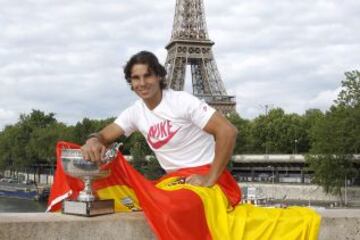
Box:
230;154;360;185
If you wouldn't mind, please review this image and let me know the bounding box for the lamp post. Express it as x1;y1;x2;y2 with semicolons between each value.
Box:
267;165;275;184
344;175;348;206
294;139;298;154
259;104;272;155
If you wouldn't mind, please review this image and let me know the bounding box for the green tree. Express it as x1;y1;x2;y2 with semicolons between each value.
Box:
307;106;358;200
250;108;308;153
303;109;324;151
0;110;62;171
129;133;148;174
335;70;360;107
128;132;163;180
226;113;251;154
142;156;164;180
307;71;360;202
0;125;19;170
70;117;115;144
25;122;71;166
13;110;57;167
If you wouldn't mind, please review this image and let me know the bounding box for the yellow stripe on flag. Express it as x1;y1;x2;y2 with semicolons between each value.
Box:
97;185;141;212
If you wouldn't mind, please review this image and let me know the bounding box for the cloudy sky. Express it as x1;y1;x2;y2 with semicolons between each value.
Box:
0;0;359;130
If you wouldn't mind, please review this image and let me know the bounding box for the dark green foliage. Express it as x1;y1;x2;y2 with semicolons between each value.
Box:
306;154;356;198
0;110;59;169
128;132;164;180
129;133;148;174
70;117;116;144
306;71;360;199
226;113;251;154
0;125;18;170
306;105;359;197
142;156;164;180
303;109;325;151
0;110;116;170
248;108;310;154
335;70;360;107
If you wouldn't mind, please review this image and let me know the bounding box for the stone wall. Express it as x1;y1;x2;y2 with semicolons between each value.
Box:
0;210;359;240
0;212;155;240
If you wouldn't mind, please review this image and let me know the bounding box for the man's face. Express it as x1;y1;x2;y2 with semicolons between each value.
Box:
130;64;161;101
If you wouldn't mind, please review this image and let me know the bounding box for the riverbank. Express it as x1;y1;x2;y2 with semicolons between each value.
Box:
0;181;50;201
0;197;47;213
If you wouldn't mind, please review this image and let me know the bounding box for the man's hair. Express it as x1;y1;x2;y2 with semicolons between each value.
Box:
124;51;167;90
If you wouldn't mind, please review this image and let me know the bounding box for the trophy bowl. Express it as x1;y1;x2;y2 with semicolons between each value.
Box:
61;149;111;179
61;148;111;202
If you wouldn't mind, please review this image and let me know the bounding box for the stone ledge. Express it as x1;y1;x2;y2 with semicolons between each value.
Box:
0;212;155;240
0;209;359;240
317;209;360;240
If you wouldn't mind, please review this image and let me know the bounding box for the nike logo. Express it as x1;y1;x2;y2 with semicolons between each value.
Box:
147;120;180;149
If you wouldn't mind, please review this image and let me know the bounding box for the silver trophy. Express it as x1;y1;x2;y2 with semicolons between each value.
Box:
60;142;121;216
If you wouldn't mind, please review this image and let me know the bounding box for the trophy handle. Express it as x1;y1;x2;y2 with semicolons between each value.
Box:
102;142;123;163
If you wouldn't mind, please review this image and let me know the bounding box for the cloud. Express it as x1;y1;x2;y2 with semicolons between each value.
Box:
0;108;17;128
0;0;360;129
209;0;360;118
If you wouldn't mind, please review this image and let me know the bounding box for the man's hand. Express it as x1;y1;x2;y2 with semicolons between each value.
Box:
185;174;216;187
81;137;106;162
80;123;125;162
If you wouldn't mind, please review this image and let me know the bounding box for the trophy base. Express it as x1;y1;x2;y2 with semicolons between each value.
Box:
62;199;115;217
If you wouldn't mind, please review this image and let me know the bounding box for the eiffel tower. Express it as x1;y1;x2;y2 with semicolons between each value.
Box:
164;0;236;114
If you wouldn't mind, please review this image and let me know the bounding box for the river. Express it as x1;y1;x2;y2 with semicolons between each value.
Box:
0;197;47;212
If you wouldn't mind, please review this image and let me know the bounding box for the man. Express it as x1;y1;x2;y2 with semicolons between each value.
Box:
49;51;320;240
81;50;239;188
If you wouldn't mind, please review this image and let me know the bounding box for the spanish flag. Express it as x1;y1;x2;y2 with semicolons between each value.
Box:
48;142;321;240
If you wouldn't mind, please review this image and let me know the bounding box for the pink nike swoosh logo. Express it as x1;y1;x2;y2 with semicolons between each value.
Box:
147;128;180;149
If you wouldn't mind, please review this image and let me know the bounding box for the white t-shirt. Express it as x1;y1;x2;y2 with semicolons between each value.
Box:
114;89;216;172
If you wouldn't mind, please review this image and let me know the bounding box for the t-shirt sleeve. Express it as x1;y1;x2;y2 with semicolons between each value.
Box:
114;107;137;137
183;92;216;129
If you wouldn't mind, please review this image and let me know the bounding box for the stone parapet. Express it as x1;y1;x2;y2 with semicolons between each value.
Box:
317;208;360;240
0;209;359;240
0;212;155;240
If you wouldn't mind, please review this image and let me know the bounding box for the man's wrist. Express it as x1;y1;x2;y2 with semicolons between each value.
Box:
206;168;222;185
87;132;105;144
207;175;217;186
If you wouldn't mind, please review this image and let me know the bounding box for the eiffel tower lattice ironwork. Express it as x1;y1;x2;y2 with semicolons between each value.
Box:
164;0;236;114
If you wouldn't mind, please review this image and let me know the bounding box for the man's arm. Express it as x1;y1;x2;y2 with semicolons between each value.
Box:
185;112;238;187
81;123;124;162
